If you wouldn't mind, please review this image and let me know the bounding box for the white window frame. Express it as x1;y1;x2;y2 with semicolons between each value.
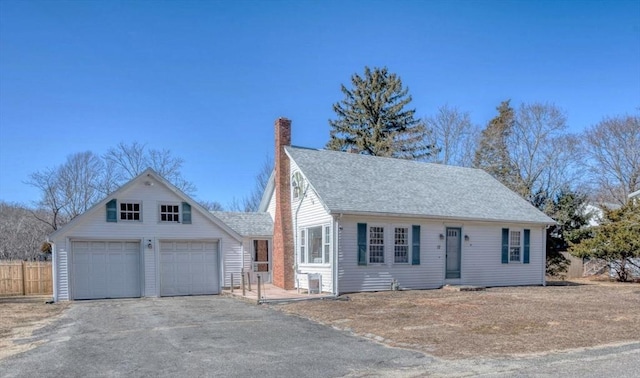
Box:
119;201;142;222
159;203;180;223
393;226;410;264
368;225;385;264
291;171;304;201
299;224;331;265
509;230;522;263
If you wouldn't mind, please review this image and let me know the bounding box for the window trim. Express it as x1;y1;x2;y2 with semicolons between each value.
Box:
368;224;385;264
158;203;181;223
119;201;142;222
393;225;410;264
298;223;331;265
509;230;522;263
291;171;304;201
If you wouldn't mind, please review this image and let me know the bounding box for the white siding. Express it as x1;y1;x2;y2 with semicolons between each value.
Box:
461;223;545;287
52;176;242;300
291;160;334;293
266;191;276;220
337;216;545;293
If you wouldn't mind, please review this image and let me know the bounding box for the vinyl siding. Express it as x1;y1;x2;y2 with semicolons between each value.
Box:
266;191;276;220
52;176;242;300
461;223;545;287
338;216;444;293
337;216;545;294
291;160;333;293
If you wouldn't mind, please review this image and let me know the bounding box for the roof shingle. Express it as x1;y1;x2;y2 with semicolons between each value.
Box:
286;146;554;224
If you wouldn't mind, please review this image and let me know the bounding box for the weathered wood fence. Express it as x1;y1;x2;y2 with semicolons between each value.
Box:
0;261;53;296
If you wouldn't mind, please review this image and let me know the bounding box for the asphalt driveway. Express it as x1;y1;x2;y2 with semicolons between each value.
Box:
0;297;428;377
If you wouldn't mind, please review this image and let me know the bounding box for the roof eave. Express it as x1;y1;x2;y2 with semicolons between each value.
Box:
329;209;556;226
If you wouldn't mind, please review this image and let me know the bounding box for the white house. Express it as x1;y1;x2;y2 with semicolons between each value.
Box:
51;117;556;301
49;168;272;301
262;118;556;294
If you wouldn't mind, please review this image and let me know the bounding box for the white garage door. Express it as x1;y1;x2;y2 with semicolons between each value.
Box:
160;241;219;296
72;241;141;300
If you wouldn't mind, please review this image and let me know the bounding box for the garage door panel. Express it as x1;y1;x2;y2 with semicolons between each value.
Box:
160;241;219;296
72;241;141;300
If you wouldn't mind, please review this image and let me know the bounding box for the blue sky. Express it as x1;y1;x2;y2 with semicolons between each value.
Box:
1;0;639;207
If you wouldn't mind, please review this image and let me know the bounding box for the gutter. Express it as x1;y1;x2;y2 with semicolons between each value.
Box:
328;210;556;226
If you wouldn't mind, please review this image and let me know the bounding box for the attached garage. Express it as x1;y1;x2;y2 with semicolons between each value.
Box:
72;241;141;300
160;241;219;296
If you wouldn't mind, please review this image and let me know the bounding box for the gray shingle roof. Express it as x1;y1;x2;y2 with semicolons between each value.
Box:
211;211;273;237
286;146;554;224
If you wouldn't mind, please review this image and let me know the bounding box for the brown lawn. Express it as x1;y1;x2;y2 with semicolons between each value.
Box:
274;280;640;358
0;296;69;359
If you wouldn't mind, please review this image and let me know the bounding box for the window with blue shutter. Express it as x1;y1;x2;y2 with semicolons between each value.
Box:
523;229;530;264
357;223;367;266
501;228;509;264
182;202;192;224
411;225;420;265
106;199;117;222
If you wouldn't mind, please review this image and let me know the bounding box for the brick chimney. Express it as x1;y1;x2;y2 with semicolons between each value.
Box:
272;118;295;289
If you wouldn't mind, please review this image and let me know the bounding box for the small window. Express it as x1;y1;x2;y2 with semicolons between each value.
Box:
369;226;385;264
394;227;409;263
323;225;331;263
120;202;141;221
509;230;521;262
292;172;304;200
160;204;180;222
300;229;306;264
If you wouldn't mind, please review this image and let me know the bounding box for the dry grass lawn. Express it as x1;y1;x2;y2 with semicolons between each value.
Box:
275;280;640;358
0;296;69;359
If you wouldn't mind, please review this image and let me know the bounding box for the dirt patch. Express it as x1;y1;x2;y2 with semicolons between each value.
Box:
0;296;69;360
275;281;640;359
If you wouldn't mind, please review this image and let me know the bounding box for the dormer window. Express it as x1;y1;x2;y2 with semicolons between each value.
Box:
292;171;304;200
120;202;141;221
160;204;180;222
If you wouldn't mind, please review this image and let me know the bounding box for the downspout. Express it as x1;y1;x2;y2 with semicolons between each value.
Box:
48;237;57;302
292;181;311;287
333;214;342;296
542;225;549;286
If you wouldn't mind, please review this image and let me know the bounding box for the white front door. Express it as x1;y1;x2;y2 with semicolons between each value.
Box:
445;228;461;279
160;241;219;296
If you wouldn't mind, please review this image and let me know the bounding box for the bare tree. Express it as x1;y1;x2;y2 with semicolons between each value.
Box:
228;155;273;212
424;105;478;166
509;102;580;202
103;142;196;194
582;114;640;204
26;167;68;231
198;200;224;211
0;202;50;260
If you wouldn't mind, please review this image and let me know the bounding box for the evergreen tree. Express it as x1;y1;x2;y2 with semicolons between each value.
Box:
473;100;524;194
541;190;592;276
569;201;640;281
327;66;431;160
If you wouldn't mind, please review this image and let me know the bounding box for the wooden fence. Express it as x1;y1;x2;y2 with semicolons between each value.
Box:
0;261;53;296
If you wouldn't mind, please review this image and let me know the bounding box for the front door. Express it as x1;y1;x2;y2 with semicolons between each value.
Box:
445;228;461;279
252;240;271;283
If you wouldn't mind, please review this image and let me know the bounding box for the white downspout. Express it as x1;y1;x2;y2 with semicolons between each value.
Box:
49;238;57;302
542;225;548;286
333;214;342;296
292;181;311;288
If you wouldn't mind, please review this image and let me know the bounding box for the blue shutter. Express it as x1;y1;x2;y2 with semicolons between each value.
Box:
106;199;117;223
357;223;367;266
523;229;530;264
411;225;420;265
501;228;509;264
182;202;192;224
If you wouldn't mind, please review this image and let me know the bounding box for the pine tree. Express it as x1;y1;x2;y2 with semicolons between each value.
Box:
326;66;431;160
473;100;524;194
